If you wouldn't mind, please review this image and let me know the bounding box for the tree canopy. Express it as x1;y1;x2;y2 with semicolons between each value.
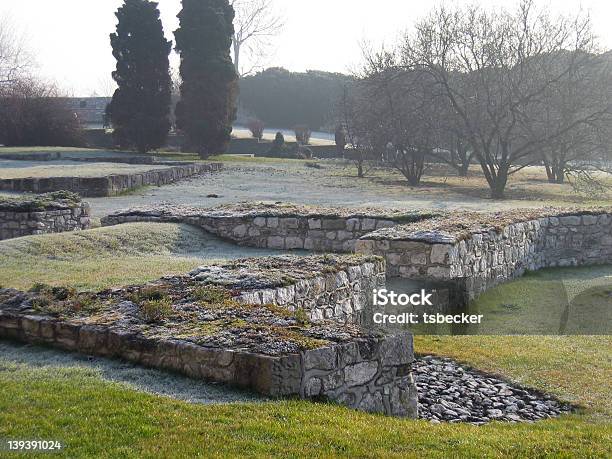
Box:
239;67;353;130
175;0;239;158
108;0;172;153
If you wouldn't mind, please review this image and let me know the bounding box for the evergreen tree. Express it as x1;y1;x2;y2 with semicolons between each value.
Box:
109;0;172;153
174;0;239;158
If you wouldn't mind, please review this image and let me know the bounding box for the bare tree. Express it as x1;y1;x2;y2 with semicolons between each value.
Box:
532;52;612;183
400;0;608;198
337;83;375;178
0;15;32;86
0;78;83;146
358;50;443;187
230;0;283;77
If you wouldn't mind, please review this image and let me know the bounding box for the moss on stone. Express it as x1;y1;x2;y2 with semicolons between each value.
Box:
0;191;82;212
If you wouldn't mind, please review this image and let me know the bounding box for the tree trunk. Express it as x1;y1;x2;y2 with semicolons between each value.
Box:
545;166;556;183
489;167;509;199
357;161;364;178
458;162;469;177
553;164;565;183
233;40;241;76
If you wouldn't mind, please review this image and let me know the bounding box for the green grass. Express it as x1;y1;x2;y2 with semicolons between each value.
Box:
0;223;214;291
464;266;612;335
410;265;612;336
0;337;610;458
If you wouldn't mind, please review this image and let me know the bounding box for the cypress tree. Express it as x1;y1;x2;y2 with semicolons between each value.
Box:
109;0;172;153
174;0;239;158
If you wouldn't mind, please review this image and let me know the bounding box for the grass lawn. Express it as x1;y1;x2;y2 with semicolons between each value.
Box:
0;221;611;457
1;337;610;458
0;223;283;292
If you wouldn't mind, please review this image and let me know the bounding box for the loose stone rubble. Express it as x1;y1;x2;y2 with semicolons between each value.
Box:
415;356;572;424
0;192;91;240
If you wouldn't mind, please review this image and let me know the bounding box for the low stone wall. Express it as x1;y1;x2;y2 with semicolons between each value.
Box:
0;163;223;197
0;194;91;240
103;204;612;301
0;152;157;164
0;310;416;416
0;253;418;418
101;204;408;253
191;256;386;322
357;210;612;299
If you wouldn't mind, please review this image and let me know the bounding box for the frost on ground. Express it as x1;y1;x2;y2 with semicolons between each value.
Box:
85;162;558;219
0;341;267;405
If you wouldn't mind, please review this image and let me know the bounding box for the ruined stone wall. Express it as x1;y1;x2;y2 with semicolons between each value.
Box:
0;303;417;418
0;163;223;197
193;258;386;322
104;210;397;253
357;212;612;299
0;202;91;240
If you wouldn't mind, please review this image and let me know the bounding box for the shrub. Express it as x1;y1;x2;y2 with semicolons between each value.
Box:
247;119;265;140
294;125;311;145
267;131;286;156
129;286;168;304
0;78;84;147
273;131;284;149
294;307;309;325
140;297;173;323
192;286;231;304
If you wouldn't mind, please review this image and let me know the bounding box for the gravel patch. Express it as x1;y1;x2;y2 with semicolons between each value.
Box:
415;356;573;425
0;341;266;404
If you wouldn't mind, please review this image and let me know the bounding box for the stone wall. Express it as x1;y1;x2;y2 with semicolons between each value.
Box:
357;211;612;299
0;163;223;197
192;257;386;323
102;205;400;253
0;270;417;417
103;204;612;301
0;197;91;241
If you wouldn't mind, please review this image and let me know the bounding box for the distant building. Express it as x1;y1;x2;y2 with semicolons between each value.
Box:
62;97;111;129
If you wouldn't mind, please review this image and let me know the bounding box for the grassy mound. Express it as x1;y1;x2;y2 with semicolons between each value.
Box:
0;223;279;291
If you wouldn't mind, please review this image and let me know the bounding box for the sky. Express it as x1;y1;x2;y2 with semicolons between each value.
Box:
2;0;612;96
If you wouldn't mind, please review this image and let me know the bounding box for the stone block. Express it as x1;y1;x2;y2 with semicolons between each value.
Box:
55;323;79;349
430;244;451;264
345;218;360;231
267;236;285;249
358;391;384;413
345;361;379;386
560;216;581;226
302;346;337;371
285;237;304;249
308;219;322;229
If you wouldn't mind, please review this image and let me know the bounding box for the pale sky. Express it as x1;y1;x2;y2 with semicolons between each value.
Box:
2;0;611;96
